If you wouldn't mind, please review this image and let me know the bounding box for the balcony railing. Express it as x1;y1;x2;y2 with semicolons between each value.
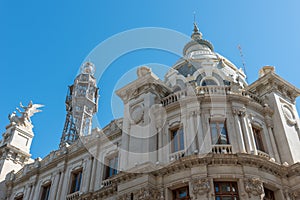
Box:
161;90;187;106
101;179;113;188
66;191;80;200
257;150;270;159
169;150;185;161
161;86;263;107
212;145;233;154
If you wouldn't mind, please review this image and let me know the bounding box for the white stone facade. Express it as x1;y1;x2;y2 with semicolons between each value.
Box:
0;26;300;200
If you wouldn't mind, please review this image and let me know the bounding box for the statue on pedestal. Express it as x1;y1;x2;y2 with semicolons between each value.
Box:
8;101;44;127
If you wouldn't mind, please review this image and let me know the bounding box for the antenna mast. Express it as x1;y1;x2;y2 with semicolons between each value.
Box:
237;45;248;82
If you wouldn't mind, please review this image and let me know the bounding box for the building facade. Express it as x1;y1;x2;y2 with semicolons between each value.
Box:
0;24;300;200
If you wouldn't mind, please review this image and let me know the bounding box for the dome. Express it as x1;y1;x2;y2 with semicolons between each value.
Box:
165;23;247;90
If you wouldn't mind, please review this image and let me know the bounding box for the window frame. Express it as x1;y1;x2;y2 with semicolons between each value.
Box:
172;186;190;200
252;126;265;152
263;187;275;200
104;154;119;179
40;183;51;200
69;168;83;194
214;181;239;199
210;119;229;145
170;126;184;153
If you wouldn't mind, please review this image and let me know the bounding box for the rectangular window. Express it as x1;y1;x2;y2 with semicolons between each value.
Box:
172;186;190;200
69;170;82;194
40;184;51;200
214;181;239;200
210;120;229;144
263;188;275;200
171;127;184;153
105;155;118;179
252;127;265;152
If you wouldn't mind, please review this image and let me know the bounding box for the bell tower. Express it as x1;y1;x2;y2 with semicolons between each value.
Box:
60;62;99;147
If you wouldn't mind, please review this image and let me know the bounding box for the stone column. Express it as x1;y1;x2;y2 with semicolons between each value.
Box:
24;184;32;199
266;119;281;162
247;116;258;155
56;170;65;199
52;171;61;200
232;108;246;153
89;157;98;192
196;111;204;153
85;156;94;192
202;113;211;154
240;109;257;155
188;111;197;154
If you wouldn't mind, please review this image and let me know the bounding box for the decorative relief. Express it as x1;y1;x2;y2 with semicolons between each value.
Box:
191;177;210;198
244;177;264;197
130;104;144;124
135;187;163;200
281;104;296;126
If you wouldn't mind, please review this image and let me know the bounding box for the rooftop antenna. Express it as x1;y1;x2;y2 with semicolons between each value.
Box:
237;45;248;82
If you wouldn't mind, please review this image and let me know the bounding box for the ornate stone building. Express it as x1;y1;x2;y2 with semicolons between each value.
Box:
0;24;300;200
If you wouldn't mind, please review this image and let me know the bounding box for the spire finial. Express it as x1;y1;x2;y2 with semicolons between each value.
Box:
191;12;202;40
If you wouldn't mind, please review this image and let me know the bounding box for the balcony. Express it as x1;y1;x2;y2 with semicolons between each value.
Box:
169;150;185;161
212;145;233;154
257;150;270;159
66;191;80;200
101;178;113;188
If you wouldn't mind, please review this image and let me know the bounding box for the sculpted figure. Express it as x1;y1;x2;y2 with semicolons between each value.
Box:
9;101;43;127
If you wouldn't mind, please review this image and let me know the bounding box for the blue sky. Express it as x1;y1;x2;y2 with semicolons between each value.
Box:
1;0;300;159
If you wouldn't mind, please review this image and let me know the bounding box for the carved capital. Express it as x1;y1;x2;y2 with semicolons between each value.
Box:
244;177;264;197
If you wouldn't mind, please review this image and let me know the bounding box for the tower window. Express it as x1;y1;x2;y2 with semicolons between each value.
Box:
263;188;275;200
252;126;265;152
210;120;229;144
40;183;51;200
69;169;82;194
172;186;190;200
214;181;239;199
105;155;119;179
171;127;184;153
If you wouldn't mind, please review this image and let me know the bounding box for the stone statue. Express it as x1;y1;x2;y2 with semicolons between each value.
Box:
8;101;44;127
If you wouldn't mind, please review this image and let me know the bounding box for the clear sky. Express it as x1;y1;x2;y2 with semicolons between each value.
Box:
1;0;300;159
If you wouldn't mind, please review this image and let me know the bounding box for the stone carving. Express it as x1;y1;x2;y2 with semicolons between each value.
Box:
244;177;264;197
137;66;151;78
135;187;163;200
130;104;144;124
282;104;296;126
8;101;43;127
191;178;210;198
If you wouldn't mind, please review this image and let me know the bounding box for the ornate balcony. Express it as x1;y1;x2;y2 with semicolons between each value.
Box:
66;191;80;200
101;178;113;188
212;145;233;154
169;150;185;161
257;150;270;159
